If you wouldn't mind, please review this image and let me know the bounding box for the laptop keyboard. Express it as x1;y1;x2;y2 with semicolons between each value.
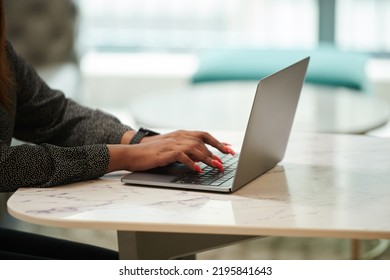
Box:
171;153;239;187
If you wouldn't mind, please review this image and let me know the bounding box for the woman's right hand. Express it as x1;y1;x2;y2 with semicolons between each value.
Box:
107;130;234;173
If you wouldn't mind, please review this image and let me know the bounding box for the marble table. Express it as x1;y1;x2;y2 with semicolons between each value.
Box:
130;82;389;134
7;132;390;259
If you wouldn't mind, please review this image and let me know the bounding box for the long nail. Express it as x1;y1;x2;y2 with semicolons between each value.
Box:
193;164;203;173
212;154;223;164
224;145;236;156
212;160;224;172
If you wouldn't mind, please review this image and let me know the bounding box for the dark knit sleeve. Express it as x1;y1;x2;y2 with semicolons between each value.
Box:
0;42;133;192
7;42;132;146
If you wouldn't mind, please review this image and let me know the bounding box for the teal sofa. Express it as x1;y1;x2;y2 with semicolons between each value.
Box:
192;47;370;92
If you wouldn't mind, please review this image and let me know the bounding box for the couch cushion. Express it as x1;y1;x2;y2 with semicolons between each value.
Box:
192;47;370;92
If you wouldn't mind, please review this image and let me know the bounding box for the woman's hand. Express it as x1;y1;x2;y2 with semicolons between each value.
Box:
107;130;235;173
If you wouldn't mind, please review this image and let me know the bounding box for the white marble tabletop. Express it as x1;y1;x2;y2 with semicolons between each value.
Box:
7;132;390;240
130;82;389;134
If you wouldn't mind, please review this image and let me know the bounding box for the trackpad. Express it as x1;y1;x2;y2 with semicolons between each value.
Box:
147;162;193;176
122;163;193;184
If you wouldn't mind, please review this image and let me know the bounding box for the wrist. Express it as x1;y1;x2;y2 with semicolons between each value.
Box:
107;145;129;172
121;130;137;145
129;127;160;144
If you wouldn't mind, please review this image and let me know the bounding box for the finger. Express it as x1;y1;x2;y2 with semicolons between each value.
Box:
193;131;234;155
187;147;214;166
177;138;214;159
212;154;223;164
164;130;226;152
157;149;202;173
164;130;236;156
172;151;203;173
223;145;236;156
187;146;225;172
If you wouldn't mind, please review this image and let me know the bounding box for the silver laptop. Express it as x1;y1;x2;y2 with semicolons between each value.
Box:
122;57;310;192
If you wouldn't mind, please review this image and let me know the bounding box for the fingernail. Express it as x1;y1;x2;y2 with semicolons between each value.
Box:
222;142;232;146
212;154;223;164
193;164;203;173
212;160;225;172
224;145;236;156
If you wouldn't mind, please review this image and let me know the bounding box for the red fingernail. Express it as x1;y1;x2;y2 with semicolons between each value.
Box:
212;160;225;172
222;142;232;146
224;145;236;156
194;164;203;173
212;154;223;164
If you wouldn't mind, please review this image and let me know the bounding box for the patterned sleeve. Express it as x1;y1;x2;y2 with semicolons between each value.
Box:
0;42;133;192
0;143;110;190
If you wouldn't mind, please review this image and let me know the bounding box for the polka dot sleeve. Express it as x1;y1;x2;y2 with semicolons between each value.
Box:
0;143;109;190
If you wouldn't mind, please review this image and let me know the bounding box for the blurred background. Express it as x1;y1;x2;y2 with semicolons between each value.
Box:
4;0;390;124
2;0;390;259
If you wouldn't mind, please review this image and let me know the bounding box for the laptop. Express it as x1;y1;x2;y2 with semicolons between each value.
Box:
122;57;310;193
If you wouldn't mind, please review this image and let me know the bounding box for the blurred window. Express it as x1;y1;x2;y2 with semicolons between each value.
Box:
336;0;390;53
76;0;390;54
76;0;318;52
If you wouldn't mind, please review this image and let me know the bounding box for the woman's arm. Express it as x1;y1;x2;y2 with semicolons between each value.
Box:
0;142;109;192
0;42;134;192
7;41;132;146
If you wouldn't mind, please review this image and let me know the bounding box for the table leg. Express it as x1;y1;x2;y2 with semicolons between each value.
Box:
351;239;361;260
117;231;260;260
